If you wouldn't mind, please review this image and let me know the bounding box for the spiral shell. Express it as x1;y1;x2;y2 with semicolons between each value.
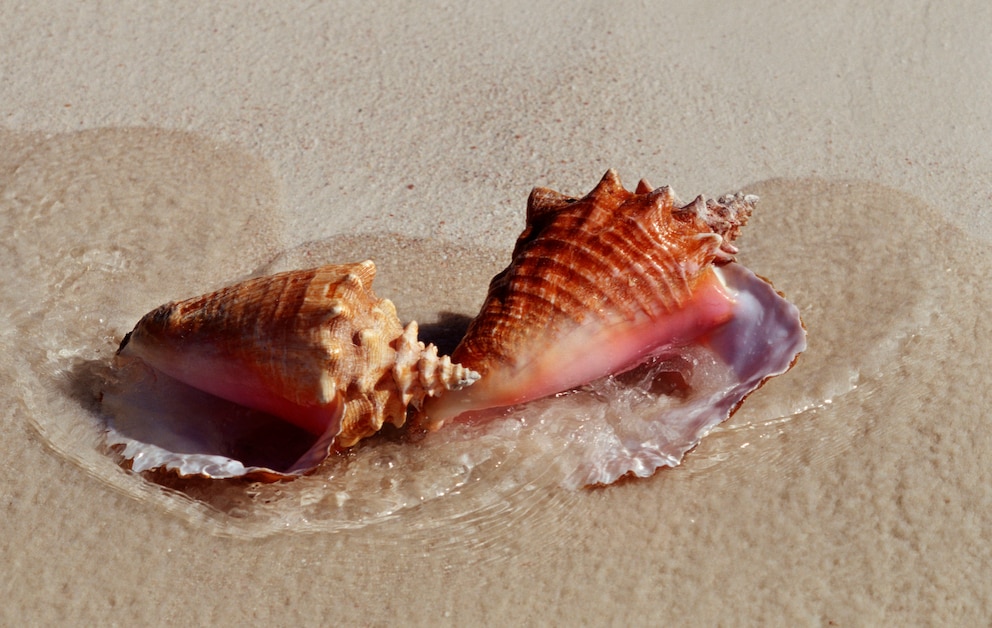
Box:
107;261;478;478
416;169;780;430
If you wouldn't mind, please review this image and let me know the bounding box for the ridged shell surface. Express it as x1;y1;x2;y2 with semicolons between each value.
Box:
418;169;758;428
110;261;478;479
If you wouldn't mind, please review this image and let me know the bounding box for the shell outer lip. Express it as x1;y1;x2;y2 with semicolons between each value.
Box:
565;261;806;488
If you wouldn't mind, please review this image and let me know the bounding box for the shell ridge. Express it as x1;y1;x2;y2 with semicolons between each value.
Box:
508;272;588;325
638;236;694;310
601;219;687;312
526;238;636;314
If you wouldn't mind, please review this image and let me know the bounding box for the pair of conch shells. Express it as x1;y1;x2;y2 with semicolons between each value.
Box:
103;170;805;484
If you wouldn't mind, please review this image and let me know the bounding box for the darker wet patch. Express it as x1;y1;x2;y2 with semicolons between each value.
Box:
417;311;474;356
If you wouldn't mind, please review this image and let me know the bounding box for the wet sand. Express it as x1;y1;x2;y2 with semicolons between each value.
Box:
2;3;991;625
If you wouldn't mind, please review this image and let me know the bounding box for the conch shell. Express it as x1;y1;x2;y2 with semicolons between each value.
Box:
417;170;804;461
105;261;478;479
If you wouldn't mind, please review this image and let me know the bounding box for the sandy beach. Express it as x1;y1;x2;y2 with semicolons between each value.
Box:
2;2;991;624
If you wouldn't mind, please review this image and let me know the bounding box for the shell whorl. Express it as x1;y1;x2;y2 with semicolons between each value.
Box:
328;320;480;448
393;322;481;406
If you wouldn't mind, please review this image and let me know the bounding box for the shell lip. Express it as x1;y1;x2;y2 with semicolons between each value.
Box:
560;262;806;488
101;357;344;481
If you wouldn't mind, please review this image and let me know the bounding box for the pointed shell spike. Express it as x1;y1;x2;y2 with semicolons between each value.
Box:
648;184;680;207
589;168;624;198
635;178;654;194
527;186;576;221
393;321;480;409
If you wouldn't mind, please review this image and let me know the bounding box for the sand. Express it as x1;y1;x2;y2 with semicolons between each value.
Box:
2;2;991;625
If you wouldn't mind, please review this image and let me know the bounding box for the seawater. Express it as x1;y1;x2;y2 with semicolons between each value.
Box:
0;128;960;542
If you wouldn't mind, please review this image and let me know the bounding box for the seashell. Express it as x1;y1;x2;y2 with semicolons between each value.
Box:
416;170;805;483
104;261;479;480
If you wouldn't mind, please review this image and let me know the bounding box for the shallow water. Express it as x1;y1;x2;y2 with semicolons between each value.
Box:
0;128;960;543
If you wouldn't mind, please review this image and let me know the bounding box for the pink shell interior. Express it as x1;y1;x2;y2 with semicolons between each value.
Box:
116;335;344;438
102;361;339;480
545;261;806;487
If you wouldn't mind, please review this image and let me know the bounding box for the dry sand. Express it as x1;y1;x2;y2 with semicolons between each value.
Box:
2;2;991;625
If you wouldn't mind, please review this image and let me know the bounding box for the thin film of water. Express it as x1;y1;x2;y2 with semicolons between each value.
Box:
0;129;956;543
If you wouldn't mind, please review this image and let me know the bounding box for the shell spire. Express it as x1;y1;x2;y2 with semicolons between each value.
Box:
392;321;481;409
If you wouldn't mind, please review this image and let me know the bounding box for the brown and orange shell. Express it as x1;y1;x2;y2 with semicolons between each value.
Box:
417;169;761;429
107;261;478;479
